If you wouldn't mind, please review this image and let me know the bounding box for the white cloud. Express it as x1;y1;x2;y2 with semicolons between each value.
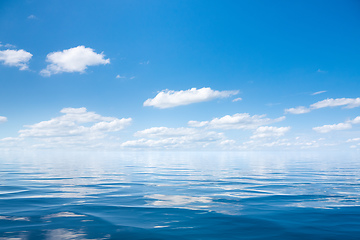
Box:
17;107;131;148
134;127;198;138
313;116;360;133
350;116;360;124
285;98;360;114
0;116;7;123
312;90;326;95
189;113;285;130
143;87;239;109
40;46;110;76
4;44;16;48
251;126;290;139
284;106;311;114
0;42;16;48
310;98;360;109
232;97;242;102
188;120;208;128
27;15;37;19
122;127;226;149
116;74;125;79
317;69;327;73
0;49;32;70
313;122;352;133
240;136;328;150
346;138;360;143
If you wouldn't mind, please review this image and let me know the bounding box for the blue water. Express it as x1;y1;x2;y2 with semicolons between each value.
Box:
0;151;359;240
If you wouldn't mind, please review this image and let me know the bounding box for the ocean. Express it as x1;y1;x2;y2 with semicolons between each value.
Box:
0;151;359;239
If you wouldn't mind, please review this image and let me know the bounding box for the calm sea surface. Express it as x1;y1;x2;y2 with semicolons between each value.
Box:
0;151;359;240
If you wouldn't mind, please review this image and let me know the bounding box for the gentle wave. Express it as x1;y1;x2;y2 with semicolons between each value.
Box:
0;152;360;239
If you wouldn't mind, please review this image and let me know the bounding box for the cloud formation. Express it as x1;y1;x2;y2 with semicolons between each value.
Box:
0;116;7;123
143;87;239;109
0;49;32;70
18;107;131;148
313;122;352;133
312;90;326;95
313;116;360;133
116;75;125;79
284;106;311;114
285;98;360;114
122;127;226;149
251;126;290;139
232;97;242;102
27;15;37;19
188;113;285;130
40;46;110;76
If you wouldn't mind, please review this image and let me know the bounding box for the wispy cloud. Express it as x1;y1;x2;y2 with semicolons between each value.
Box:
0;116;7;123
4;43;16;48
27;15;37;20
116;75;125;79
312;90;327;95
284;106;311;114
139;60;150;65
313;116;360;133
122;126;226;149
251;126;290;139
144;87;239;109
188;113;285;130
40;46;110;76
311;98;360;109
346;138;360;143
0;49;32;70
313;122;352;133
317;69;327;73
232;97;242;102
285;97;360;114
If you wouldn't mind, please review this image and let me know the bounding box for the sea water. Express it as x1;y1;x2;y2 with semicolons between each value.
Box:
0;151;359;239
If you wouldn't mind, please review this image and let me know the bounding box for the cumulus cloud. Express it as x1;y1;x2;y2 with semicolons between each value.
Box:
351;116;360;124
251;126;290;139
313;116;360;133
143;87;239;109
0;116;7;123
18;107;131;148
0;49;32;70
188;113;285;130
313;122;352;133
40;46;110;76
122;127;226;149
285;98;360;114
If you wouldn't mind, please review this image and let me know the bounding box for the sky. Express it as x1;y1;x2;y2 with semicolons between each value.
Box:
0;0;359;151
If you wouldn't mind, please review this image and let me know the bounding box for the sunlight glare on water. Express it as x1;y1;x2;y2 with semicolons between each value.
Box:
0;151;360;239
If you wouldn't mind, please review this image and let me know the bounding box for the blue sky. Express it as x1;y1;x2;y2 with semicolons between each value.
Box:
0;0;359;150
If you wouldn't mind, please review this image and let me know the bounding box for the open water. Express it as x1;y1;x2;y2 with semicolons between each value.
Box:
0;151;359;240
